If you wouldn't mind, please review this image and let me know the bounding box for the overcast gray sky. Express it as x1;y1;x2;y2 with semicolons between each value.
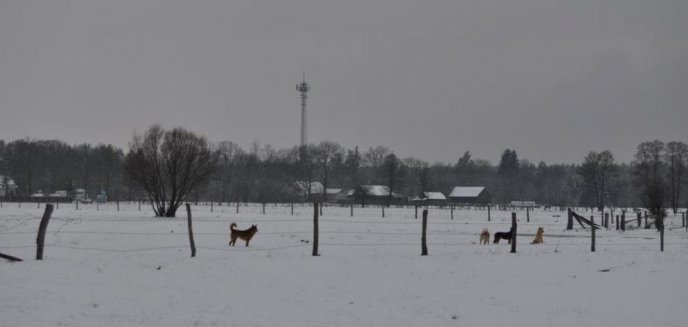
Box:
0;0;686;164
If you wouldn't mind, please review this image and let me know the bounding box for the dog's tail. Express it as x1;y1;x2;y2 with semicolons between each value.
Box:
230;223;237;231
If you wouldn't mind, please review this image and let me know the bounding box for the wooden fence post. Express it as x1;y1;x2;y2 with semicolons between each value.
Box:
415;205;418;219
526;207;530;222
510;212;517;253
382;206;385;218
138;201;141;211
621;212;625;231
659;215;664;252
291;202;294;216
567;208;573;230
236;202;239;214
451;205;454;220
591;216;596;252
644;211;648;228
616;215;619;230
36;204;54;260
262;203;266;215
421;209;428;256
350;204;353;217
210;201;213;213
186;203;196;257
637;212;641;228
76;199;78;210
312;202;319;256
488;205;491;222
604;213;609;229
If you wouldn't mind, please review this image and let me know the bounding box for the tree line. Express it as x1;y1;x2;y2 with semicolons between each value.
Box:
1;126;686;217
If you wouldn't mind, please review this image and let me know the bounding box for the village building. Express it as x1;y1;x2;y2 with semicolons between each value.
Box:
349;185;406;206
447;186;492;205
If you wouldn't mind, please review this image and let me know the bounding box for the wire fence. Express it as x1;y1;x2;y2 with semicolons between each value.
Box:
1;203;686;257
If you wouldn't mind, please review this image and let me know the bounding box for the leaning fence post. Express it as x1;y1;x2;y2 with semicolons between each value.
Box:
421;209;428;256
591;215;596;252
36;204;54;260
510;212;517;253
312;202;319;256
185;203;196;257
0;252;23;262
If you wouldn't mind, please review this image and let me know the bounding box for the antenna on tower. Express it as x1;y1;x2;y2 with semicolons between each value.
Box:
296;74;310;148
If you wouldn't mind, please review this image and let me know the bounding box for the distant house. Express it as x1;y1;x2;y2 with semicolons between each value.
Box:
324;188;348;203
350;185;405;206
0;175;17;197
510;201;538;208
447;186;492;205
421;192;447;206
294;181;324;201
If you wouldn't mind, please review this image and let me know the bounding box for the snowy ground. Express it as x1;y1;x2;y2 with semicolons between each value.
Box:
2;202;687;327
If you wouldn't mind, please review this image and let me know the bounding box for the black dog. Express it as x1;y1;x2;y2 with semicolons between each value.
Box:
493;229;513;244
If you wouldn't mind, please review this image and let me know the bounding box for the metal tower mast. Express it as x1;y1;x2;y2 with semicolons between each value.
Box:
296;74;310;148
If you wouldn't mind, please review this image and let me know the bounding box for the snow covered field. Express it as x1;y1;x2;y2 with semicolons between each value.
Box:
2;203;687;327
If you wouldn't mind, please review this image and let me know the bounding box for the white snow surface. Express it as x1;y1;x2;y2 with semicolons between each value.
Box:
2;203;687;327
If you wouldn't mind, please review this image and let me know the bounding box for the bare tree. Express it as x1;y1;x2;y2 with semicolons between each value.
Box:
579;150;615;211
633;140;666;221
383;153;401;206
363;146;390;169
124;125;219;217
666;141;688;214
313;141;344;202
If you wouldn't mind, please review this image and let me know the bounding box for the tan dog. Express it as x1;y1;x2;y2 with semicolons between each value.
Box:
479;228;490;245
531;227;544;244
229;223;258;247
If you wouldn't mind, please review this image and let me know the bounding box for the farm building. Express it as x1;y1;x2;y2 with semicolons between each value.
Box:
350;185;405;206
293;181;325;201
447;186;492;205
421;192;447;206
324;188;348;203
0;175;18;197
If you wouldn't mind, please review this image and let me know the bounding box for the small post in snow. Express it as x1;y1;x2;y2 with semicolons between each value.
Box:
36;204;54;260
591;215;596;252
510;212;517;253
421;209;428;256
312;202;319;256
186;203;196;258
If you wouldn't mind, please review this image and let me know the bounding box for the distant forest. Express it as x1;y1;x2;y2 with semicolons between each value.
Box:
0;137;686;212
